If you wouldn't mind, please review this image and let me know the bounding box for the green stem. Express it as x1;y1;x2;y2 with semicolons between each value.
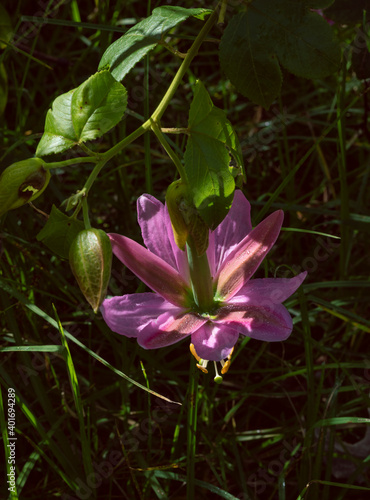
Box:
160;127;189;134
186;236;214;311
187;357;199;500
82;198;91;229
101;122;151;164
144;0;153;195
151;121;187;180
80;8;218;195
43;157;98;170
152;9;218;122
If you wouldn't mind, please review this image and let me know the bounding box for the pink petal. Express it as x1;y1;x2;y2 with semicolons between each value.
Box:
207;190;252;275
100;293;167;337
137;194;189;280
215;210;284;300
230;272;307;306
109;233;190;306
138;311;207;349
191;323;239;361
215;302;293;342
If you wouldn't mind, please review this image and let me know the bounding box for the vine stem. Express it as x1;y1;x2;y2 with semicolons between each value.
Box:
95;8;217;167
43;157;98;170
150;120;188;180
187;356;200;500
42;8;220;203
151;8;219;122
82;198;91;229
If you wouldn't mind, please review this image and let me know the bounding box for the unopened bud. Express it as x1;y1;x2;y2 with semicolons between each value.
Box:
69;228;112;313
0;158;50;217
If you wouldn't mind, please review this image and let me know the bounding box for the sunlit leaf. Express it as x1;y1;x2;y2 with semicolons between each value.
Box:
98;6;211;81
184;81;236;229
36;70;127;156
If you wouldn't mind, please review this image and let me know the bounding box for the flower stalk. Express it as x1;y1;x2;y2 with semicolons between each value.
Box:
186;235;214;312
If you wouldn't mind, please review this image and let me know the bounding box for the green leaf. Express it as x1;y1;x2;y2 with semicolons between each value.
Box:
69;229;112;312
219;11;283;108
98;6;212;81
314;416;370;428
36;70;127;156
219;0;341;108
0;4;12;49
274;11;341;79
184;81;236;229
36;205;85;259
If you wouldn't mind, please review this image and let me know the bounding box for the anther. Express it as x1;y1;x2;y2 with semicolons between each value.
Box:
220;346;234;375
190;343;201;362
190;344;208;373
196;363;208;374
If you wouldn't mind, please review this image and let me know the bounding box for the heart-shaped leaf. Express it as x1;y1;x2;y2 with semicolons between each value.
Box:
219;11;282;109
219;0;341;108
36;70;127;156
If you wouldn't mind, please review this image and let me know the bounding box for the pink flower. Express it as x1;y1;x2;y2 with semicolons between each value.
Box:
101;191;306;370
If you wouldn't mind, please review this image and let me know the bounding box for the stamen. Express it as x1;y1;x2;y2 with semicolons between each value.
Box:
190;343;201;362
220;359;230;375
196;363;208;374
190;344;208;373
190;344;235;378
220;346;234;375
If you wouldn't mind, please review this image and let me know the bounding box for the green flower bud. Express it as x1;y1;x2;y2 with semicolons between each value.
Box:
0;158;51;217
69;229;112;313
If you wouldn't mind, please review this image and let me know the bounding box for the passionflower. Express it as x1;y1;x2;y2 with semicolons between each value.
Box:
101;190;306;378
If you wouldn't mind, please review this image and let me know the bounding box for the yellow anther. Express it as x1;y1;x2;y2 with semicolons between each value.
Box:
220;346;234;375
221;359;231;375
196;363;208;374
190;343;201;362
